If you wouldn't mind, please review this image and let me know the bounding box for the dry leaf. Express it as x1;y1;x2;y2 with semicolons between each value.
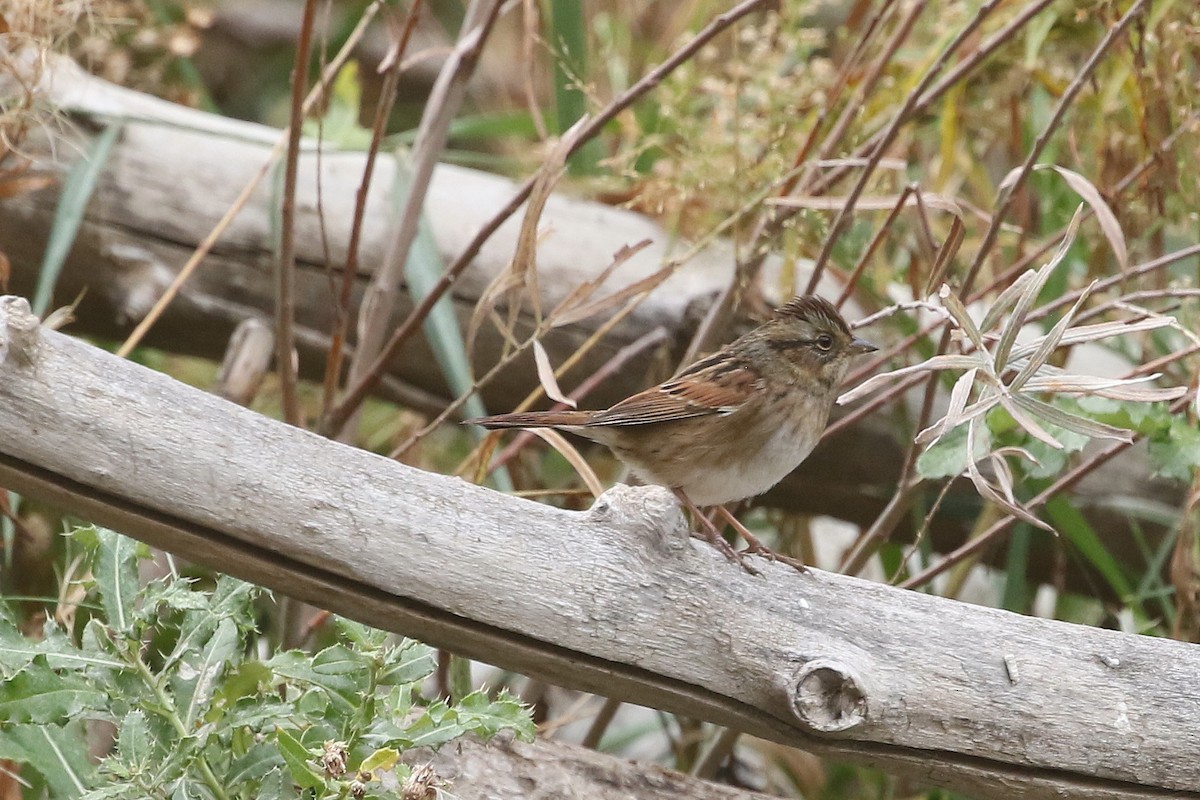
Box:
966;419;1053;532
43;289;87;331
998;166;1127;269
547;238;653;326
467;121;586;356
551;263;671;328
510;116;589;318
997;393;1063;449
768;191;963;215
1044;165;1127;269
924;215;964;298
532;339;575;408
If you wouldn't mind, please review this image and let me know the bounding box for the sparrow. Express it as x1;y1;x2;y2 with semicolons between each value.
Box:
469;295;877;574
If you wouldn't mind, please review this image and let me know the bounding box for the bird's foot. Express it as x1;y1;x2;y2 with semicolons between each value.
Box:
672;490;761;576
689;525;762;576
713;505;810;574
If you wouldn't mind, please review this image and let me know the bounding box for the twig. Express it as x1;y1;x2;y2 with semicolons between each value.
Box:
800;0;1059;203
581;696;621;749
769;0;891;199
807;2;901;170
890;477;959;585
276;0;319;426
692;726;741;779
1130;342;1200;380
956;0;1149;299
321;1;424;415
834;185;917;308
825;372;927;440
803;0;1003;295
840;479;923;575
342;0;506;439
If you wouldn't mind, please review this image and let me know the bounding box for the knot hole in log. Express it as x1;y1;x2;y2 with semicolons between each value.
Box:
0;296;41;367
791;657;868;733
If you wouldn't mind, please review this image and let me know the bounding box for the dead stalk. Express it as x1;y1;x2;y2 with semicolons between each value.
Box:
321;1;425;416
342;0;507;438
275;0;319;427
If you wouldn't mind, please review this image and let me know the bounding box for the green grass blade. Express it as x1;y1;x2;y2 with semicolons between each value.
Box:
392;159;512;491
1002;525;1031;612
1044;495;1133;599
548;0;601;173
34;121;123;317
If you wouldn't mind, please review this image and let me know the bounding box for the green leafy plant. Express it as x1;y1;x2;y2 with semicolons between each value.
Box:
839;209;1189;529
0;526;533;799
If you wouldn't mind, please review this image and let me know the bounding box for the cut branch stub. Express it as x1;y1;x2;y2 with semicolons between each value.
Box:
790;657;869;733
0;296;40;367
215;317;275;405
585;484;693;559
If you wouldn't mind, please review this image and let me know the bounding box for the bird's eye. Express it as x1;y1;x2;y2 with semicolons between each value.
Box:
816;334;834;351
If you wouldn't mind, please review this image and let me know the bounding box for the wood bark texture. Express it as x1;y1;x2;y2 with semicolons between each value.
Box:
399;732;783;800
1;57;1181;587
1;296;1198;800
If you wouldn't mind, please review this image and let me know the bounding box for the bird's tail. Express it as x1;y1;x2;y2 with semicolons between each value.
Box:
465;410;595;429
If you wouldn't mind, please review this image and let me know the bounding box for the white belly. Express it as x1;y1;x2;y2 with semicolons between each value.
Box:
678;417;821;506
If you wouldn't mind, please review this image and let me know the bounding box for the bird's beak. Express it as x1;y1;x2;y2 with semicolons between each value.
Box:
849;337;878;355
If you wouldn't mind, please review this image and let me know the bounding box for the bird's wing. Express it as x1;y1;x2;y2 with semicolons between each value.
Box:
586;352;761;427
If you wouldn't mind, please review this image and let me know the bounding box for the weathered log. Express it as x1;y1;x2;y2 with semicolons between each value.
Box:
399;732;782;800
2;295;1197;800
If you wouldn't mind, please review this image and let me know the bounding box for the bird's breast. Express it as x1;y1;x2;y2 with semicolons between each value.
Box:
675;392;829;506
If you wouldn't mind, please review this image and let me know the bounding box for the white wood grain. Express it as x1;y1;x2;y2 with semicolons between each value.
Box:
2;296;1197;799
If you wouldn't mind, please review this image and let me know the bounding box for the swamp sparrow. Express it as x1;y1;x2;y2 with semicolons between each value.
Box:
469;295;876;574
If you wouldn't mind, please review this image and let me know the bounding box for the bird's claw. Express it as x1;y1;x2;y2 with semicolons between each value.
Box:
739;540;810;574
690;529;762;576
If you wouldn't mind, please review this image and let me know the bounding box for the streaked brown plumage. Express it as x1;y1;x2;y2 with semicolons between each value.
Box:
469;295;876;572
